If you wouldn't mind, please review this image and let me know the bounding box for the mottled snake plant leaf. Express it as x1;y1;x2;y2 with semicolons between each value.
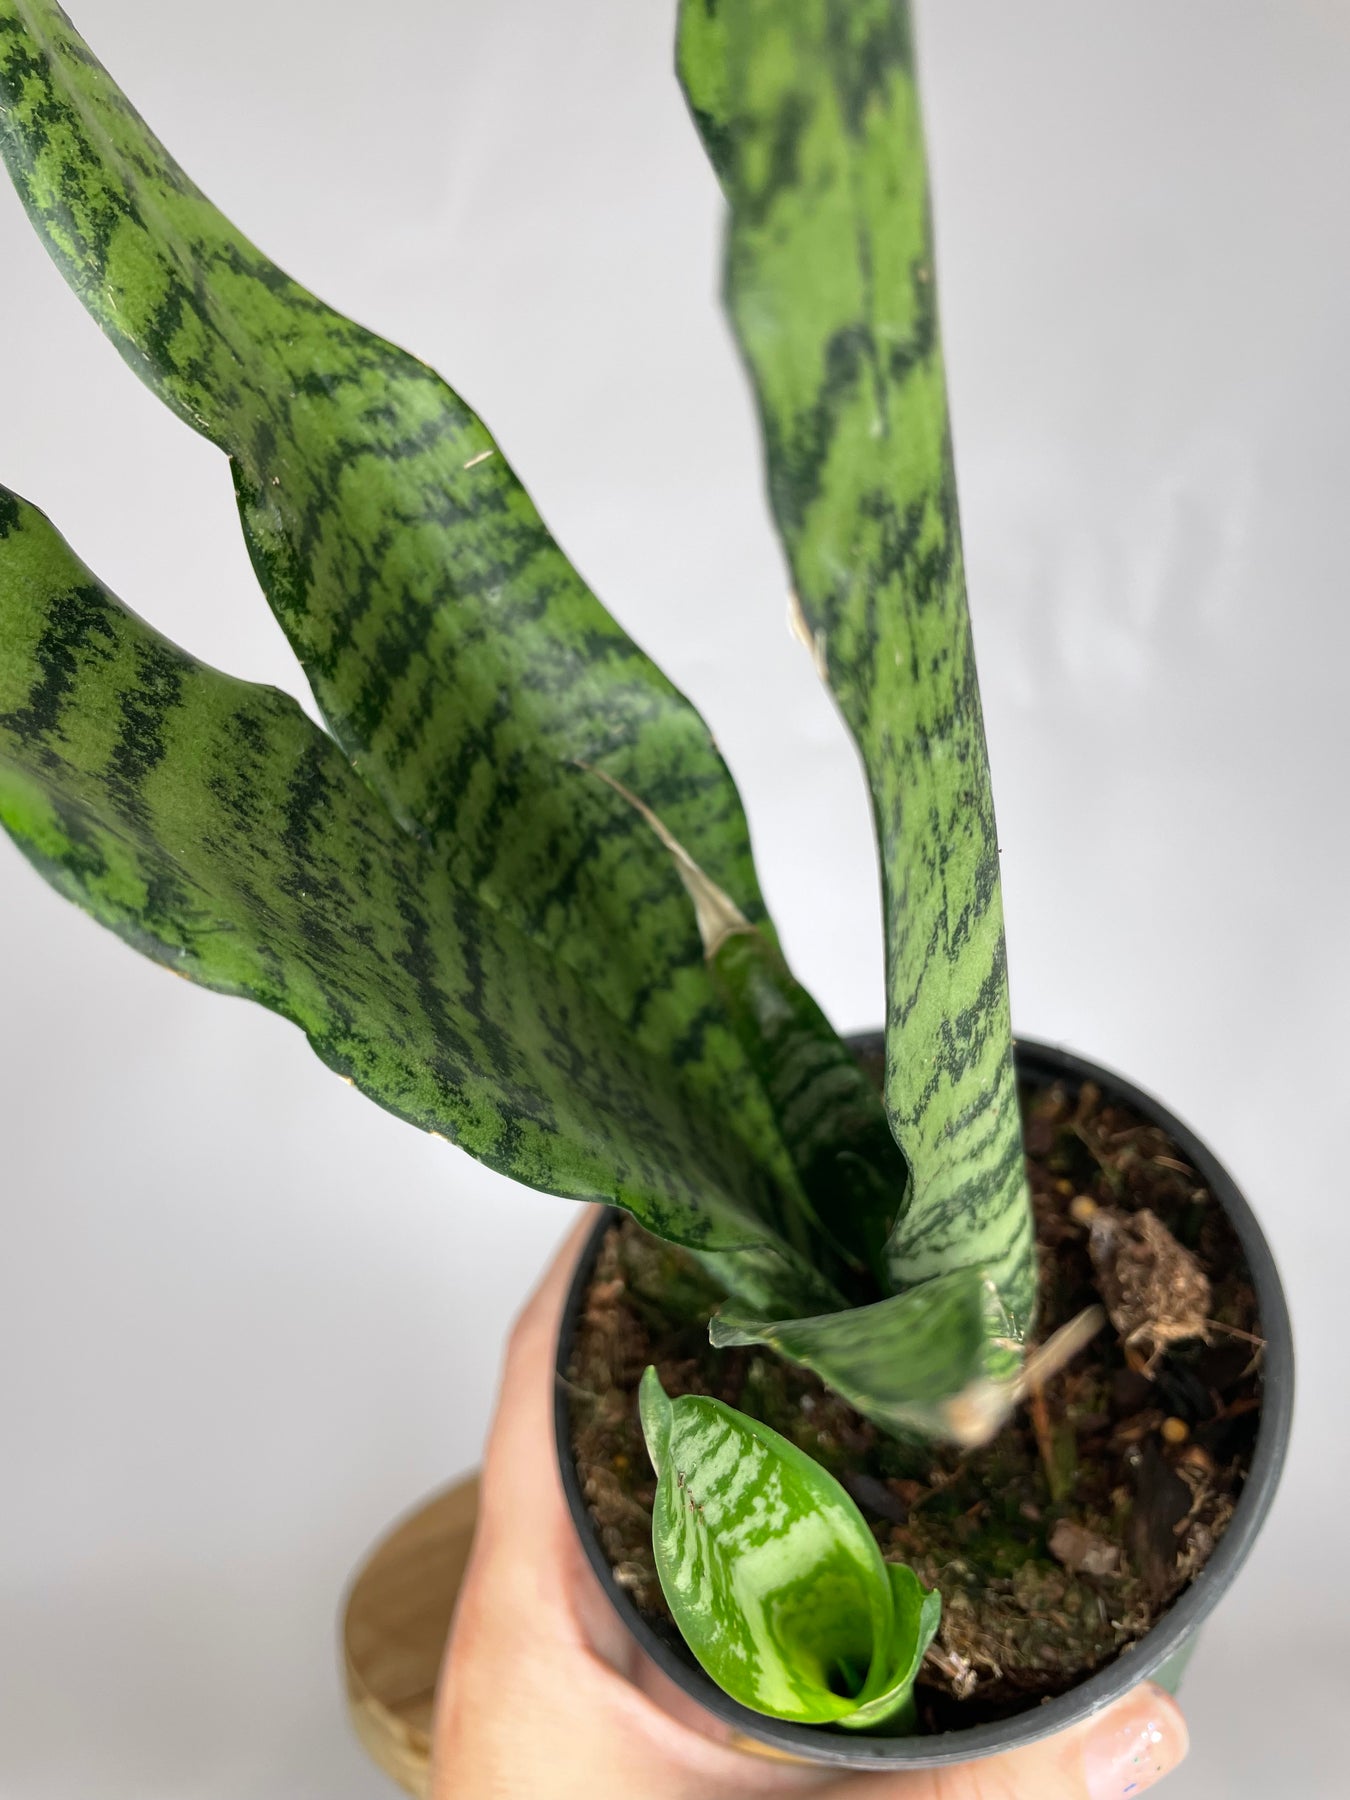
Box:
709;1263;1022;1444
585;764;908;1292
0;484;847;1314
639;1367;939;1729
0;0;826;1267
678;0;1036;1325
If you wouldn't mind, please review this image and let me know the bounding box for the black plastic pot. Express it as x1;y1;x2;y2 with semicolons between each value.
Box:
554;1037;1294;1771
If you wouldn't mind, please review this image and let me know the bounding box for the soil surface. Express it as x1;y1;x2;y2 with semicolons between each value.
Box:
564;1069;1265;1730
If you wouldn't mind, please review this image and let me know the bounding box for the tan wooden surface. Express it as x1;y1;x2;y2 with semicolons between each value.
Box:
341;1469;814;1785
342;1473;480;1798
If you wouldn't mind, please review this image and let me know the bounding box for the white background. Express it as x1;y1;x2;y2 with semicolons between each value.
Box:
1;2;1344;1794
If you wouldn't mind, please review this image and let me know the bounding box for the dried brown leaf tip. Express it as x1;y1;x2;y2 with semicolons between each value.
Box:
786;589;829;681
1087;1206;1211;1372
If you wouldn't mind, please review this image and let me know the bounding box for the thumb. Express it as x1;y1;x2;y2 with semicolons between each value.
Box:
1075;1684;1190;1800
863;1684;1187;1800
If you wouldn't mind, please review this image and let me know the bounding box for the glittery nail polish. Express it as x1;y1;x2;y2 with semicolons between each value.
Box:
1084;1684;1189;1798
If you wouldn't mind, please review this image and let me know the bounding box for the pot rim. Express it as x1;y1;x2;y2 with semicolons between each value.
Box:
553;1035;1294;1769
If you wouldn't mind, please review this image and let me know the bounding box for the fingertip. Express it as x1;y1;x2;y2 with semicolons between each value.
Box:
1083;1682;1189;1799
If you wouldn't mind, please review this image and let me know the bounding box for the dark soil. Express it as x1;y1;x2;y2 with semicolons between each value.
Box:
563;1069;1265;1731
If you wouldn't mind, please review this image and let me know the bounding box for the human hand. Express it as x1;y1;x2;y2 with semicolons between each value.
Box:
432;1209;1189;1799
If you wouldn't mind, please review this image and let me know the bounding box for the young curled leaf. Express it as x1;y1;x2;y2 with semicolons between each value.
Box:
843;1563;942;1731
638;1368;939;1729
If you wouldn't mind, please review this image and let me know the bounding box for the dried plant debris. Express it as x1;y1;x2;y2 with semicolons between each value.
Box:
1049;1518;1121;1578
1087;1206;1211;1370
566;1076;1263;1728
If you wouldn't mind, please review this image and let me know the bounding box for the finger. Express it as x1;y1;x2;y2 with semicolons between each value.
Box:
836;1684;1188;1800
460;1211;822;1767
441;1208;835;1794
476;1205;599;1544
1076;1684;1189;1800
455;1205;640;1671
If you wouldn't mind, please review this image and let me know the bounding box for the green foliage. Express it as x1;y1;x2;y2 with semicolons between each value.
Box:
0;485;833;1309
710;1265;1021;1443
581;769;1024;1449
640;1368;940;1730
583;764;907;1295
0;0;1056;1739
0;0;1037;1450
0;0;844;1295
677;0;1036;1327
0;0;886;1314
708;928;911;1290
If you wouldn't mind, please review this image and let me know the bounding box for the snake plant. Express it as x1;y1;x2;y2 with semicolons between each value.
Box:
0;0;1036;1731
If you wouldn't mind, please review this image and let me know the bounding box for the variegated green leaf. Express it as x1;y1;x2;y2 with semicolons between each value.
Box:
709;1264;1021;1444
844;1563;941;1732
639;1367;937;1728
709;929;910;1290
0;0;820;1262
0;484;848;1312
677;0;1036;1323
583;764;907;1294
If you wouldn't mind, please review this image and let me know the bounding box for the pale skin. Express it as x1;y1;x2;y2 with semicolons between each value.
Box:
433;1211;1189;1800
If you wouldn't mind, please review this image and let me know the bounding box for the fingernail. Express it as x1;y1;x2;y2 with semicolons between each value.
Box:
1084;1684;1189;1798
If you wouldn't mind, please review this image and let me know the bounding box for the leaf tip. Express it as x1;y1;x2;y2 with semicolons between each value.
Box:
940;1302;1108;1449
707;1307;762;1350
638;1364;674;1475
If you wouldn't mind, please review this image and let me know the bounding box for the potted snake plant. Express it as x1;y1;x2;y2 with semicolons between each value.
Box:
0;0;1291;1772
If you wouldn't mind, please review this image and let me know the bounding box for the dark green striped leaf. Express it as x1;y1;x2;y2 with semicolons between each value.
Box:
709;928;910;1290
582;764;907;1296
0;0;812;1251
639;1366;938;1729
0;485;848;1312
677;0;1036;1325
